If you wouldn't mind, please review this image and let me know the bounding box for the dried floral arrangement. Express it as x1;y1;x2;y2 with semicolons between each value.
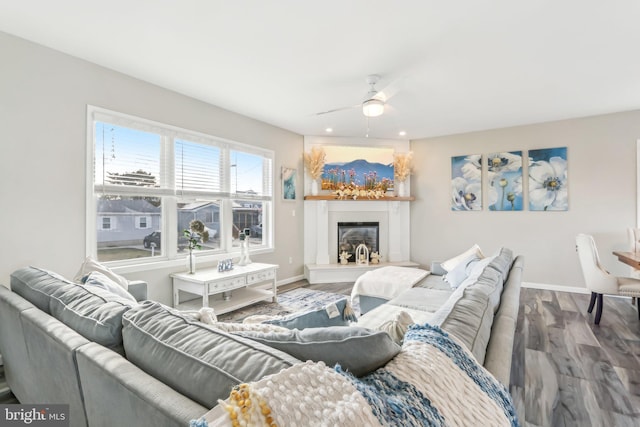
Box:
303;146;326;180
393;152;413;182
334;183;387;200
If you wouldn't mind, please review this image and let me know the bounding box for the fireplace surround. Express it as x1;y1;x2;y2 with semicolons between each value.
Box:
303;199;413;283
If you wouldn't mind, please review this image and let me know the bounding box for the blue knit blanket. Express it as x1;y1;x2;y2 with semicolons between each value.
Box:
193;323;520;427
337;323;520;426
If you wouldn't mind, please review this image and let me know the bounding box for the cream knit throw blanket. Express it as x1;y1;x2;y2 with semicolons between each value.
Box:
196;324;519;427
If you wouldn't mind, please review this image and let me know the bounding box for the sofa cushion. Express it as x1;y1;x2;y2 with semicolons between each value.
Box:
122;301;301;408
387;288;453;312
486;247;514;283
235;326;401;377
10;266;135;352
10;267;74;313
431;264;504;364
48;280;136;352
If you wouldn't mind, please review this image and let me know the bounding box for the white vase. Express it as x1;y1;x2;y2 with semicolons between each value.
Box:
397;181;406;197
310;179;319;196
187;252;196;274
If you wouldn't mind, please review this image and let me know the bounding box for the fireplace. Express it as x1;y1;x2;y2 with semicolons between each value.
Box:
337;222;379;263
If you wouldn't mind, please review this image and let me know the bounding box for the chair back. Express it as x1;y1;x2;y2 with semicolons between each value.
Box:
575;234;618;294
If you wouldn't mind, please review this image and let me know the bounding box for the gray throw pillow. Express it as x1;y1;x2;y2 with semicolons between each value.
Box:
235;326;401;377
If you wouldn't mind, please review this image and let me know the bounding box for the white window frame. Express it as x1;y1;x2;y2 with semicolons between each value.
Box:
86;106;274;273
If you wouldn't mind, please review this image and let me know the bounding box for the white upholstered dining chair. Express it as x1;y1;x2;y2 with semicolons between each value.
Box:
575;234;640;325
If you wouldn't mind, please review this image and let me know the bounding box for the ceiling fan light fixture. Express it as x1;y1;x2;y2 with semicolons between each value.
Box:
362;98;384;117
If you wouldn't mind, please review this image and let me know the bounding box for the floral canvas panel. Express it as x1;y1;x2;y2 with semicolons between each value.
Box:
487;151;524;211
528;147;568;211
451;154;482;211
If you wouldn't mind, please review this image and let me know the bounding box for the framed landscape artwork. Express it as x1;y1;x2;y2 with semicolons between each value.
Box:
320;145;395;190
281;167;296;201
487;151;524;211
451;154;482;211
528;147;568;211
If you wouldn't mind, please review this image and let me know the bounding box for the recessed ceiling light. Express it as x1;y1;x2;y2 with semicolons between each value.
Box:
399;131;407;136
325;127;333;133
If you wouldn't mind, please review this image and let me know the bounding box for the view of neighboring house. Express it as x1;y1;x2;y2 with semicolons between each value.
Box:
97;198;161;247
97;198;262;256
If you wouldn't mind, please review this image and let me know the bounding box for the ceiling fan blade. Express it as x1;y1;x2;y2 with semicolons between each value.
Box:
315;104;360;116
373;76;405;102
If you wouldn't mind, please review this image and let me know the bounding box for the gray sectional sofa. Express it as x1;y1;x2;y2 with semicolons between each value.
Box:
357;247;523;386
0;249;523;426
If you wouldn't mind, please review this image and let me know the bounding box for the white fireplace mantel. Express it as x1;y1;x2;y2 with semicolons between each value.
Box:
303;199;412;283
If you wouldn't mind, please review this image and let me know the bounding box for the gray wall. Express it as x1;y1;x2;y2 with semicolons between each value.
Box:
410;111;640;288
0;31;304;304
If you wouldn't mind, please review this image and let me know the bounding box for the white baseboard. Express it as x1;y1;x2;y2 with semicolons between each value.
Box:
277;274;305;287
522;281;590;294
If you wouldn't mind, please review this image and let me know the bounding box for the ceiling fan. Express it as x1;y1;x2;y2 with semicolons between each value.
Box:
315;74;401;118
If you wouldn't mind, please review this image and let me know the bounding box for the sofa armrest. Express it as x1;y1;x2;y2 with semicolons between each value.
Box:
128;281;148;302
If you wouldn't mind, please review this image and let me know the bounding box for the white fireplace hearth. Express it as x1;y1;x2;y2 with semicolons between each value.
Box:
303;199;415;283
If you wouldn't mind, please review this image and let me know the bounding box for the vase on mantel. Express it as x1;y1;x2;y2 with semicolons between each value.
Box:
187;252;196;274
396;180;407;197
310;179;319;196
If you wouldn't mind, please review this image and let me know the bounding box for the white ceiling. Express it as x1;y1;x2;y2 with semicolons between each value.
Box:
2;1;640;140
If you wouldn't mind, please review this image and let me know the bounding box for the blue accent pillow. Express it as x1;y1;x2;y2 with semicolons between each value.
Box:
263;298;356;329
443;254;481;289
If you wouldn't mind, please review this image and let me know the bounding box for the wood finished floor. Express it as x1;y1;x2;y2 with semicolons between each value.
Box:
1;284;639;426
512;288;640;427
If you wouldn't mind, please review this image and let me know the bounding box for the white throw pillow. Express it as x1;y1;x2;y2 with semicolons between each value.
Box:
84;271;137;303
74;256;129;290
441;244;485;272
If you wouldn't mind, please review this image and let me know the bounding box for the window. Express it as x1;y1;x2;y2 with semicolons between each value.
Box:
136;216;151;229
88;106;273;266
101;217;113;230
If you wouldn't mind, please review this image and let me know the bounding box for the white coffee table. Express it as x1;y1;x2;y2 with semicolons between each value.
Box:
171;263;278;314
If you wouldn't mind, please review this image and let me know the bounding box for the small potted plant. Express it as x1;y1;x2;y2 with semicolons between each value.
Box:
184;220;209;274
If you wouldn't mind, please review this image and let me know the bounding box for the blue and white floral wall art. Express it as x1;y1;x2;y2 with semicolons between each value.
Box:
451;154;483;211
528;147;568;211
487;151;524;211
